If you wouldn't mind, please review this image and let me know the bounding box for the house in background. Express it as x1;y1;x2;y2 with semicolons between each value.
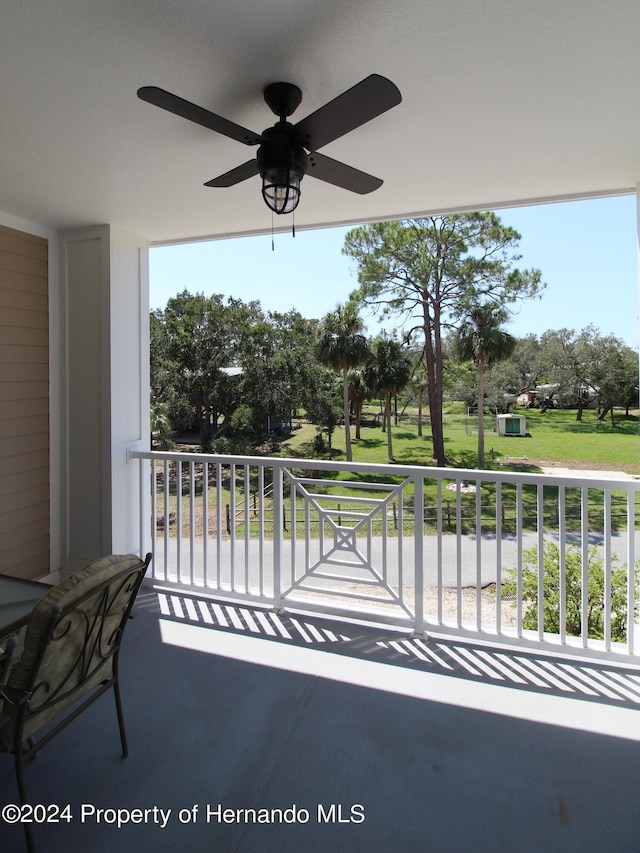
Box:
0;1;639;579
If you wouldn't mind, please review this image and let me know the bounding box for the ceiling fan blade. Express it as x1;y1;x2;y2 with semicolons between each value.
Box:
204;160;259;187
137;86;262;146
307;152;383;194
294;74;401;152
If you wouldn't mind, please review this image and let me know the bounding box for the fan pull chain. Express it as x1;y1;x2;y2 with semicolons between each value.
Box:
271;209;275;252
292;209;296;239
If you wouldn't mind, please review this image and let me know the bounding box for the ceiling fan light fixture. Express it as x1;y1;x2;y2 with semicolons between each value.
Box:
257;127;308;215
261;165;302;214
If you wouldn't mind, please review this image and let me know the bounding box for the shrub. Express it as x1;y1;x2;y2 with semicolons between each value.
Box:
313;428;327;455
230;404;263;438
503;541;639;642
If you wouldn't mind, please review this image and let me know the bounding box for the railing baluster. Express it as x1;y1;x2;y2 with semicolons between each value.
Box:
230;463;236;591
291;471;297;585
258;466;264;597
414;474;424;635
603;489;611;650
244;465;250;593
273;466;283;610
150;459;157;577
304;481;310;584
382;492;388;585
496;481;502;635
516;482;523;638
559;485;566;646
437;479;443;624
537;483;544;641
581;487;589;648
216;463;222;588
189;460;195;585
627;489;635;656
476;480;482;631
203;462;209;587
163;459;169;581
176;459;182;583
456;478;462;628
397;486;404;609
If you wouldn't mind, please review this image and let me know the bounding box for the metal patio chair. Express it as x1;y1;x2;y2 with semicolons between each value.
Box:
0;552;152;852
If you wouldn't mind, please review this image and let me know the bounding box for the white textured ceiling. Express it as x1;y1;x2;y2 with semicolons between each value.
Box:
1;1;639;244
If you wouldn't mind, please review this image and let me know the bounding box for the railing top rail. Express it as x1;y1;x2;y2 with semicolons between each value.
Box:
129;448;640;491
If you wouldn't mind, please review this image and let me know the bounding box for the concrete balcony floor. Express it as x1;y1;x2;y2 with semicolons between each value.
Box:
2;585;640;852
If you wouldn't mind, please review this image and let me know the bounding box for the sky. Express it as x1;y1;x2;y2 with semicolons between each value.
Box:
150;194;639;349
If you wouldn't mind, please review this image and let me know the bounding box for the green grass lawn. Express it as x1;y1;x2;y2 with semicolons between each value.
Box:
281;405;640;475
271;406;640;536
157;405;639;541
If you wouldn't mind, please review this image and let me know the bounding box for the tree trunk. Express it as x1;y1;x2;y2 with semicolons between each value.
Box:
423;308;446;465
424;346;445;464
384;392;393;461
417;389;423;436
354;395;362;440
477;361;485;469
342;365;353;462
194;396;211;448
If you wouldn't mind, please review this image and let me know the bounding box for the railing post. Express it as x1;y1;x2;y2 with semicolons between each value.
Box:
273;466;284;611
413;473;424;636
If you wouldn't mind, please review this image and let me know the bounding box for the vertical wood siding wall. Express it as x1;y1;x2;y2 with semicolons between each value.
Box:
0;225;49;579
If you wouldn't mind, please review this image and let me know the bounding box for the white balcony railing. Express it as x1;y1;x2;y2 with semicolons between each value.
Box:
129;449;640;661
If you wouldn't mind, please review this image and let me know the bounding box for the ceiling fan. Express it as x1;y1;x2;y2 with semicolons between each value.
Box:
137;74;402;215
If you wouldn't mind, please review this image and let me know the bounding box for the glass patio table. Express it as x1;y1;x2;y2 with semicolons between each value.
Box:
0;575;49;637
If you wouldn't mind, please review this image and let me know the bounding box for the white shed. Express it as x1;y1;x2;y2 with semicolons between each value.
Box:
496;414;526;436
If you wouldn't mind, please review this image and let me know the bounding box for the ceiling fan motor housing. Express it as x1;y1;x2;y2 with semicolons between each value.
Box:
263;82;303;119
257;124;308;179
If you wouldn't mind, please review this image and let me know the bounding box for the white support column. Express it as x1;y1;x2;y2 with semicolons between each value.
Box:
60;225;149;572
635;183;640;651
637;184;640;367
637;184;640;378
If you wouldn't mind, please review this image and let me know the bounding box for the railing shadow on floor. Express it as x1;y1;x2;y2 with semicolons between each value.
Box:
135;586;640;711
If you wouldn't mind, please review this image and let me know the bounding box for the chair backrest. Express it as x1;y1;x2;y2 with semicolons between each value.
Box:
1;553;151;743
0;636;18;694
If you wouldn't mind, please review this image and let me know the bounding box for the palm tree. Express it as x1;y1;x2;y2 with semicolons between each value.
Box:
455;304;516;468
365;338;412;461
150;397;175;450
316;303;370;462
